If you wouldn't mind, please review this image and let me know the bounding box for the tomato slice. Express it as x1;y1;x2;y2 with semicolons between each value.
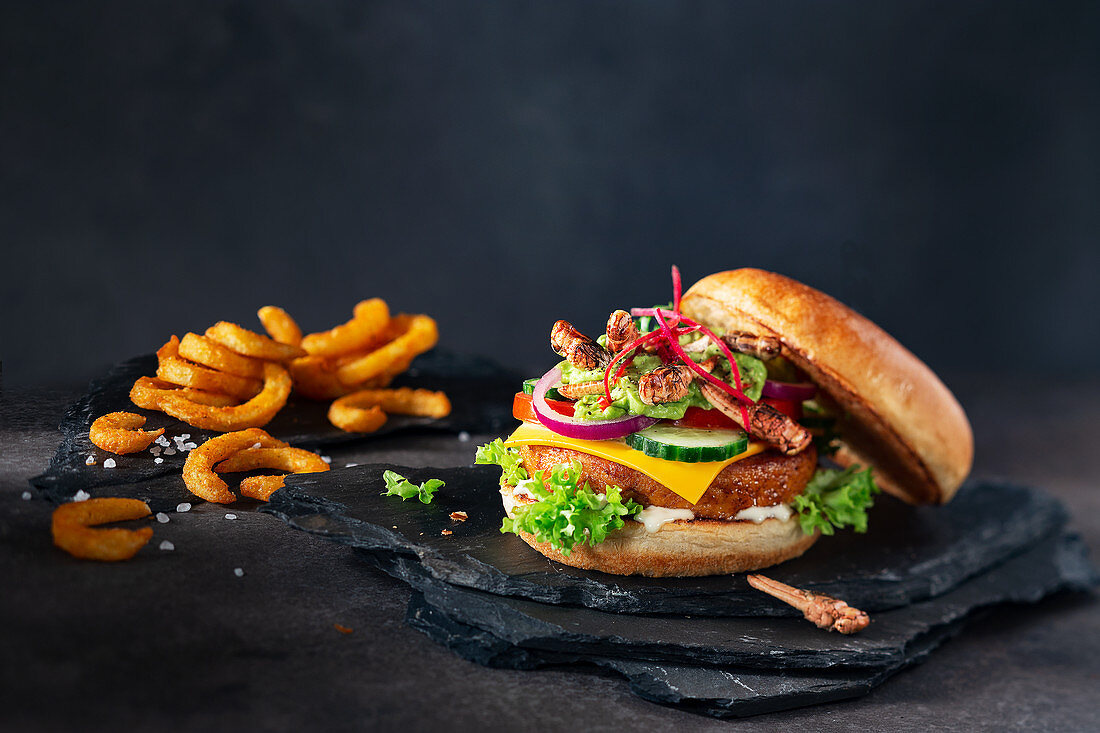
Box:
672;406;741;430
512;392;575;423
761;397;803;420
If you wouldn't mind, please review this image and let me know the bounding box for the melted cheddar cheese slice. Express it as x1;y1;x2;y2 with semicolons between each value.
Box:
503;422;766;505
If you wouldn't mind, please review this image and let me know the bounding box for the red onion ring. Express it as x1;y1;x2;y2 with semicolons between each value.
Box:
534;367;658;440
761;379;817;401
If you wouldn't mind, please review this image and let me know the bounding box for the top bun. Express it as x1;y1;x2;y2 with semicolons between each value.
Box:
681;268;972;505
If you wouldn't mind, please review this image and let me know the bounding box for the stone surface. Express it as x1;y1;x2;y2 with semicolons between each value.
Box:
267;463;1069;616
29;350;518;504
403;532;1094;717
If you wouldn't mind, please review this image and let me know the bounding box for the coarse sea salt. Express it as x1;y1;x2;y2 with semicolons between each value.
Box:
156;512;170;524
73;490;91;502
85;455;96;465
154;457;163;464
21;491;32;501
164;448;176;456
321;456;331;464
102;458;116;469
159;540;175;551
345;462;359;468
176;502;191;513
234;568;245;577
225;513;238;520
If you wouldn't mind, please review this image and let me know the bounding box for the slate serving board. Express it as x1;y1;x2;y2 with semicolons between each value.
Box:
377;532;1096;670
265;464;1070;617
404;532;1095;718
29;350;519;505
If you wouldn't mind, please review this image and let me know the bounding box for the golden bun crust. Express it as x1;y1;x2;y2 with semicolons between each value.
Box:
503;488;818;576
681;268;972;504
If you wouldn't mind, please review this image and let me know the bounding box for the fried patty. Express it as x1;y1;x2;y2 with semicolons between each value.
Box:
519;443;817;521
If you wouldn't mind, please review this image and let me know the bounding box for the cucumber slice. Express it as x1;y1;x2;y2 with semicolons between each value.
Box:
522;378;564;400
626;425;749;463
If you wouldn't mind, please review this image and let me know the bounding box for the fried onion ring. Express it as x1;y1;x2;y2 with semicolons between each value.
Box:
156;361;292;432
182;428;288;503
130;377;239;410
89;412;165;454
205;321;306;362
178;332;264;379
52;498;153;561
156;336;263;400
258;306;303;347
335;314;438;386
301;298;390;357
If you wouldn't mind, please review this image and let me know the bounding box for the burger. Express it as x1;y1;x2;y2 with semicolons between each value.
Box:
476;268;973;577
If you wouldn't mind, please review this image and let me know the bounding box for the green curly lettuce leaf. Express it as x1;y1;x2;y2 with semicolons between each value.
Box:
500;461;641;556
792;466;880;536
474;439;528;487
381;470;443;505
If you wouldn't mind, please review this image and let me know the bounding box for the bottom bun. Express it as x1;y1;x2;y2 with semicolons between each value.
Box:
503;491;819;577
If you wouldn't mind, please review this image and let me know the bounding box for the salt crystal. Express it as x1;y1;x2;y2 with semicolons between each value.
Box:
155;436;170;447
159;540;175;551
85;455;96;465
252;442;262;449
345;463;359;468
73;490;91;502
164;447;176;456
21;491;32;501
102;458;116;469
176;502;191;513
225;513;238;520
156;512;170;524
154;457;163;464
183;442;197;450
234;568;244;577
321;455;331;464
150;446;162;455
180;433;190;440
458;431;470;442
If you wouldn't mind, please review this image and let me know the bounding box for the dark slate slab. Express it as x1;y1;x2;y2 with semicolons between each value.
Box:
406;591;969;718
264;463;1069;616
29;350;519;504
404;533;1095;718
376;532;1096;670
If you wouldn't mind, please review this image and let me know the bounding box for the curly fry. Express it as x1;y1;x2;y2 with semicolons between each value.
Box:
205;321;306;362
156;336;263;400
182;428;288;503
52;498;153;561
178;332;264;379
327;401;387;433
333;387;451;419
301;298;390;358
239;475;287;501
335;315;438;386
257;306;303;347
156;362;292;432
215;446;330;502
89;412;165;455
130;377;239;410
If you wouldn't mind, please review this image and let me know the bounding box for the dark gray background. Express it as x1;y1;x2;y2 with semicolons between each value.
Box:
2;0;1098;389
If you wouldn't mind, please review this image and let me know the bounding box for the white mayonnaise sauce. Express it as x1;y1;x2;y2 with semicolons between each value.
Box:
734;503;793;524
634;506;695;532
